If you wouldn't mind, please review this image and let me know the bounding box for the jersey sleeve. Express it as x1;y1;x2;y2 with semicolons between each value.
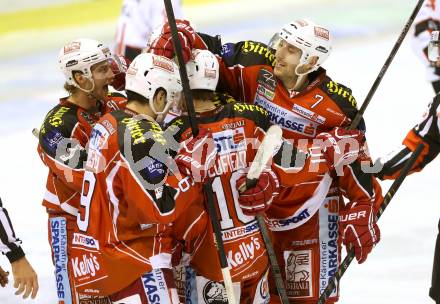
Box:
376;95;440;179
117;119;201;224
198;33;276;101
38;105;88;192
0;198;25;263
320;77;366;131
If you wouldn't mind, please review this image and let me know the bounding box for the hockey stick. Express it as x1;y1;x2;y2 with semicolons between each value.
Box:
163;1;237;303
240;125;290;303
317;1;426;301
349;0;425;128
317;142;425;304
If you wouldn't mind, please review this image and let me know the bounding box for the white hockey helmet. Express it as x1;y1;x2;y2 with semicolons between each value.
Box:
278;19;332;75
186;49;219;91
125;53;182;120
58;38;113;90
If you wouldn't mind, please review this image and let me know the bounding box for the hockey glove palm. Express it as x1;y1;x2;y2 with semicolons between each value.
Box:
339;201;380;264
149;19;196;63
236;169;280;216
175;128;217;183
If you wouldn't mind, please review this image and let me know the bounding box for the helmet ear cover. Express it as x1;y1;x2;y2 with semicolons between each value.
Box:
278;19;332;75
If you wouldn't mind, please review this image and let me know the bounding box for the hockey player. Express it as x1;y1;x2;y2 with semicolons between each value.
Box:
114;0;183;61
166;49;370;303
0;197;38;299
411;0;440;93
150;18;383;303
37;38;126;304
70;52;216;303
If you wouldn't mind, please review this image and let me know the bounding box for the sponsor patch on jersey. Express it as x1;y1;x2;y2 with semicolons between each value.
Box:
43;129;65;154
221;120;244;130
80;111;96;126
257;84;275;101
242;41;275;64
72;233;99;250
89;123;110;151
226;237;262;269
221;43;234;57
267;208;311;231
213;127;246;155
284;249;313;298
101;119;116;135
319;196;339;298
49;217;73;302
292;104;326;124
71;252;102;279
221;220;257;241
254;95;318;137
202;280;229;303
141;269;170;304
48;106;70;127
325;80;357;107
257;69;277;91
257;271;270;303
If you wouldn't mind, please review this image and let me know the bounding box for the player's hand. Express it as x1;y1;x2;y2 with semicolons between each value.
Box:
11;257;39;299
110;55;131;91
175;128;217;182
0;265;9;287
339;201;380;264
312;127;367;174
149;19;196;63
236;169;280;216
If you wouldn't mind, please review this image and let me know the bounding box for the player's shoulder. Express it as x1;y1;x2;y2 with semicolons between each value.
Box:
319;75;358;119
221;40;276;67
231;102;269;118
40;101;80;139
38;101;81;156
114;112;167;153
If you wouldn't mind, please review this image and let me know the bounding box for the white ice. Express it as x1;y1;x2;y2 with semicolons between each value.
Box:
0;0;438;303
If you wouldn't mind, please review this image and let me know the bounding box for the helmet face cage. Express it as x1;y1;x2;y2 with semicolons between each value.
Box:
278;19;332;75
186;49;219;91
125;53;182;120
58;38;113;89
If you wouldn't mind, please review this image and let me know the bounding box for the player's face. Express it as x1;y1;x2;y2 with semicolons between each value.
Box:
91;60;115;99
274;39;302;80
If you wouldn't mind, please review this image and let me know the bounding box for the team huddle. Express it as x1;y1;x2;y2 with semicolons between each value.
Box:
34;14;440;304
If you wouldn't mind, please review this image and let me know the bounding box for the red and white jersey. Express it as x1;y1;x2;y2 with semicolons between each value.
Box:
196;35;383;226
71;109;202;296
37;94;126;216
115;0;183;52
411;0;440;82
167;102;328;283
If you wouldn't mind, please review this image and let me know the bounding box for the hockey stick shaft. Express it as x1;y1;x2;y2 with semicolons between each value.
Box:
163;1;237;303
244;125;289;303
349;0;425;129
317;143;425;303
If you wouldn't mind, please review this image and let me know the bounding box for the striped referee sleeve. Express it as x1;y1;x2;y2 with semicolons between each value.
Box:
0;197;25;263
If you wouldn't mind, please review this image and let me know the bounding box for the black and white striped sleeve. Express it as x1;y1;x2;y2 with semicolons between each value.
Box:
0;197;25;263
